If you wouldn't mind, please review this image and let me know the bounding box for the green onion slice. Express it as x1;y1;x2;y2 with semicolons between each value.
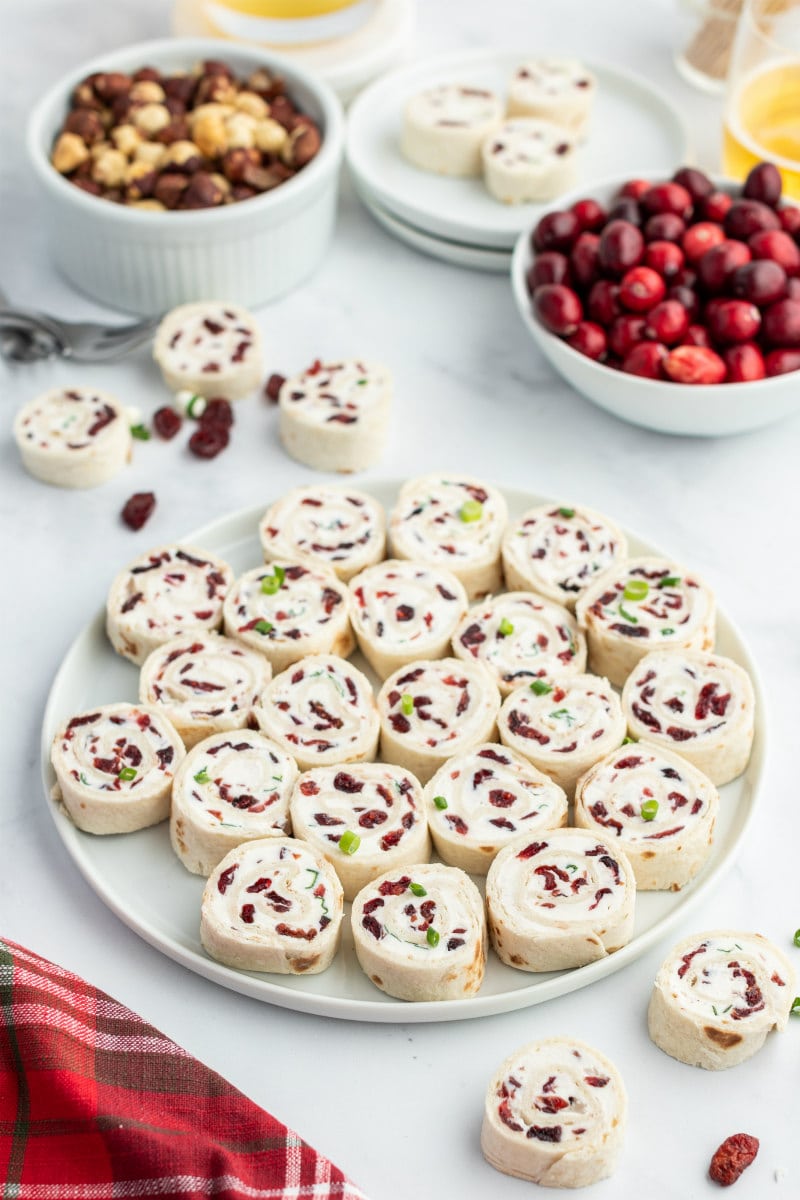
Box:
530;679;552;696
409;883;427;897
459;499;483;523
254;619;273;636
498;617;514;637
659;576;681;588
130;423;150;440
622;735;637;745
186;394;205;418
661;627;675;636
794;929;800;948
791;996;800;1016
618;603;638;624
193;768;210;784
433;795;448;810
400;693;414;715
260;565;286;595
118;766;137;782
338;830;361;855
558;506;575;518
426;927;440;947
623;579;649;602
640;799;659;821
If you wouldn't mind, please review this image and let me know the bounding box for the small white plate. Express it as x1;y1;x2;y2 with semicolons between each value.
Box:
346;50;690;249
41;482;764;1023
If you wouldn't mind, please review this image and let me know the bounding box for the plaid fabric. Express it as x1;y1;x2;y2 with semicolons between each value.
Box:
0;938;369;1200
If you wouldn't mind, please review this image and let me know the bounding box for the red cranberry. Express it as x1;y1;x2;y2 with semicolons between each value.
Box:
723;342;766;382
668;284;700;320
598;220;644;275
153;406;182;439
201;397;234;429
533;284;583;335
705;298;761;344
702;191;733;223
569;233;600;288
571;197;607;231
622;342;667;378
588;279;622;324
644;213;685;243
672;267;698;290
672;166;714;202
620;178;650;200
682;221;725;264
566;321;607;360
641;181;693;219
189;424;230;458
609;314;646;358
697;240;752;293
748;228;800;275
743;161;782;207
765;347;800;375
532;210;581;253
121;491;156;530
643;299;689;345
730;258;787;306
762;297;800;345
619;265;666;312
645;240;684;278
663;345;726;384
265;373;285;403
779;205;800;236
725;199;781;240
682;324;712;348
608;197;643;226
528;251;571;292
788;277;800;300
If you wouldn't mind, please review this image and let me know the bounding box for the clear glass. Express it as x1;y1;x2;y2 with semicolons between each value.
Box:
675;0;744;94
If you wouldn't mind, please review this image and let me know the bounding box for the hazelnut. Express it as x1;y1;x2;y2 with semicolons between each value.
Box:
231;184;257;203
111;123;142;157
210;171;232;199
202;58;234;78
111;94;133;125
72;177;103;197
281;121;321;168
153;171;189;209
241;161;287;192
225;111;257;150
154;117;191;145
254;117;287;154
221;147;260;183
194;73;238;107
124;159;157;199
130;199;167;211
133;102;171;136
132;66;161;84
130;79;166;104
165;139;204;173
52;132;90;174
189;101;234;125
163;74;197;106
72;76;103;111
90;139;112;161
91;147;128;188
93;72;132;102
64;109;105;145
193;111;228;158
267;95;295;130
135;140;168;169
181;170;225;208
234;90;269;119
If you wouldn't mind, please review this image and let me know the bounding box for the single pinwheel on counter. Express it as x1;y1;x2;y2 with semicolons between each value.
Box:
201;837;343;974
347;559;468;679
648;931;796;1070
278;358;391;473
153;301;263;400
259;485;386;583
621;650;755;785
575;557;716;688
481;1037;626;1187
170;730;298;876
51;703;185;835
574;741;719;891
289;763;429;901
14;386;132;488
401;84;503;176
485;828;636;972
107;544;234;665
423;743;567;875
388;473;508;599
351;863;486;1001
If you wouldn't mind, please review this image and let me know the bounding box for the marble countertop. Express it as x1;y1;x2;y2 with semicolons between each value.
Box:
3;1;799;1196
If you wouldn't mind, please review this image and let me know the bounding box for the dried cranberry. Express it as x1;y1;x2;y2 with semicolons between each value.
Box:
622;341;667;379
619;266;666;312
588;279;622;324
644;212;685;243
725;198;781;240
571;196;607;231
644;240;684;278
532;210;581;253
569;233;600;288
663;345;726;384
566;321;607;360
121;491;156;530
643;299;689;345
682;221;726;264
708;1132;759;1186
200;397;234;429
641;181;693;219
533;284;583;335
153;406;182;439
527;251;571;292
730;258;787;306
697;240;752;293
705;298;760;344
265;373;285;403
598;220;644;274
743;161;782;207
672;166;714;202
762;297;800;345
189;424;230;459
748;228;800;276
723;342;766;382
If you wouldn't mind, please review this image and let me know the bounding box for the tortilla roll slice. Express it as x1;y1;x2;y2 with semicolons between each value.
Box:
139;632;270;749
223;562;353;674
452;591;586;696
14;386;132;488
152;301;263;399
506;59;597;137
485;828;636;972
107;544;234;666
573;741;719;891
254;654;379;772
482;118;577;205
201;836;343;974
388;473;508;599
401;84;503;177
423;743;567;875
278;357;391;473
259;485;386;583
621;649;755;786
170;730;298;876
575;557;716;688
51;703;185;835
377;657;501;785
648;930;796;1070
289;763;430;901
501;503;627;610
497;674;626;797
481;1037;626;1187
351;863;486;1001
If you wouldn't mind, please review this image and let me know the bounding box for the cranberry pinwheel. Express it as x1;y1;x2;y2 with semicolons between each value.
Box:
170;730;298;876
401;84;503;177
377;657;501;784
153;301;263;400
506;59;597;135
648;930;796;1070
575;557;716;688
388;473;508;599
278;357;392;473
289;763;429;901
351;863;486;1001
223;562;353;674
14;386;131;488
107;544;234;665
139;632;269;748
347;559;468;679
51;702;185;835
259;485;386;582
621;650;755;786
255;654;379;772
481;1037;626;1187
497;674;626;796
423;744;567;875
574;742;719;891
201;837;343;974
482;118;577;205
485;828;636;972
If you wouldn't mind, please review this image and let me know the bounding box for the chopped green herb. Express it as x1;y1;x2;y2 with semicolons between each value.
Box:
661;627;675;636
530;679;552;696
118;766;137;782
549;707;574;724
623;579;649;602
305;868;320;889
498;617;514;637
338;830;361;855
622;735;637;745
357;378;368;386
459;499;483;523
400;693;414;716
426;927;440;948
433;795;448;810
723;1004;732;1013
618;603;638;624
79;772;89;786
409;882;427;897
260;565;286;595
186;394;205;418
194;768;210;784
558;506;575;518
254;619;273;636
791;997;800;1016
130;423;150;440
566;864;577;872
794;929;800;948
712;1004;718;1016
640;799;659;821
659;576;681;588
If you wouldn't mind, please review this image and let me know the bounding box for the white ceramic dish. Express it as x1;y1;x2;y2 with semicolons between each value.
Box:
346;50;690;251
511;175;800;437
26;38;345;315
41;482;764;1023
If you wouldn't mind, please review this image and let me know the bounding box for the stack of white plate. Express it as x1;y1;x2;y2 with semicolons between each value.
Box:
346;49;690;272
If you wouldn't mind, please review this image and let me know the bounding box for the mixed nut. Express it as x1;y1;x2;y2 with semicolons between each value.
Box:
51;59;322;210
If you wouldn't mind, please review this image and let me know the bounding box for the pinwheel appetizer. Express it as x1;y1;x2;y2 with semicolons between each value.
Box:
621;650;755;786
485;828;636;971
574;742;719;891
506;59;597;136
351;863;486;1001
481;1037;626;1187
278;358;392;473
648;930;796;1070
348;559;468;679
388;473;508;599
482;118;577;205
401;84;503;176
153;301;263;399
170;730;298;876
255;654;379;772
289;763;429;901
424;743;567;875
575;557;716;688
14;386;131;488
107;544;234;665
51;702;185;835
259;485;386;583
201;837;343;974
139;632;269;748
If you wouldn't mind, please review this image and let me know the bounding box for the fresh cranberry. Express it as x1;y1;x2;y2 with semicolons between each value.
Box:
643;299;689;345
748;228;800;275
682;221;726;263
668;284;700;320
645;240;684;278
265;373;285;403
682;324;712;348
188;424;230;458
730;258;787;306
705;298;761;344
569;233;600;288
566;321;607;360
153;406;182;439
121;492;156;530
672;267;698;289
201;397;234;429
619;178;651;200
619;265;666;312
622;341;667;378
588;279;622;324
598;220;645;274
608;197;643;226
702;191;733;223
765;347;800;375
608;314;646;358
743;161;782;207
723;342;766;381
672;166;714;202
725;198;781;240
532;210;581;253
663;344;726;384
533;284;583;335
762;297;800;345
788;277;800;299
528;251;571;292
779;205;800;236
641;181;693;219
571;197;607;231
697;240;752;293
644;213;685;243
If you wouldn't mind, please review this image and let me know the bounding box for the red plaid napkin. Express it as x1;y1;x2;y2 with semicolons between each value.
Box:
0;937;369;1199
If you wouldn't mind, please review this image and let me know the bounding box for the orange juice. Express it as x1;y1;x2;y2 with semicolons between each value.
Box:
723;59;800;197
173;0;373;44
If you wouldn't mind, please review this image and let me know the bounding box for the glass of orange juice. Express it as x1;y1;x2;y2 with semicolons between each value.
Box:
723;0;800;197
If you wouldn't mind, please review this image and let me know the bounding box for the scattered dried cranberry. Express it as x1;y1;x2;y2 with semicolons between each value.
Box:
121;491;156;530
189;424;230;459
708;1132;759;1187
153;406;182;439
265;372;286;403
200;397;234;429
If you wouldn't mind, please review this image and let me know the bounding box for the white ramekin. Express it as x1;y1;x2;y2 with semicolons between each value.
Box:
27;38;345;314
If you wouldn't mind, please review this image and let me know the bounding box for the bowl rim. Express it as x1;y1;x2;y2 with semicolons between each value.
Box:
26;35;345;230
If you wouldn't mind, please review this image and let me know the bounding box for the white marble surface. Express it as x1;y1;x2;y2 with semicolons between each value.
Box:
2;1;799;1197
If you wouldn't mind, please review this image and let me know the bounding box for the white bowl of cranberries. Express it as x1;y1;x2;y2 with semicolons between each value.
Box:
511;162;800;436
